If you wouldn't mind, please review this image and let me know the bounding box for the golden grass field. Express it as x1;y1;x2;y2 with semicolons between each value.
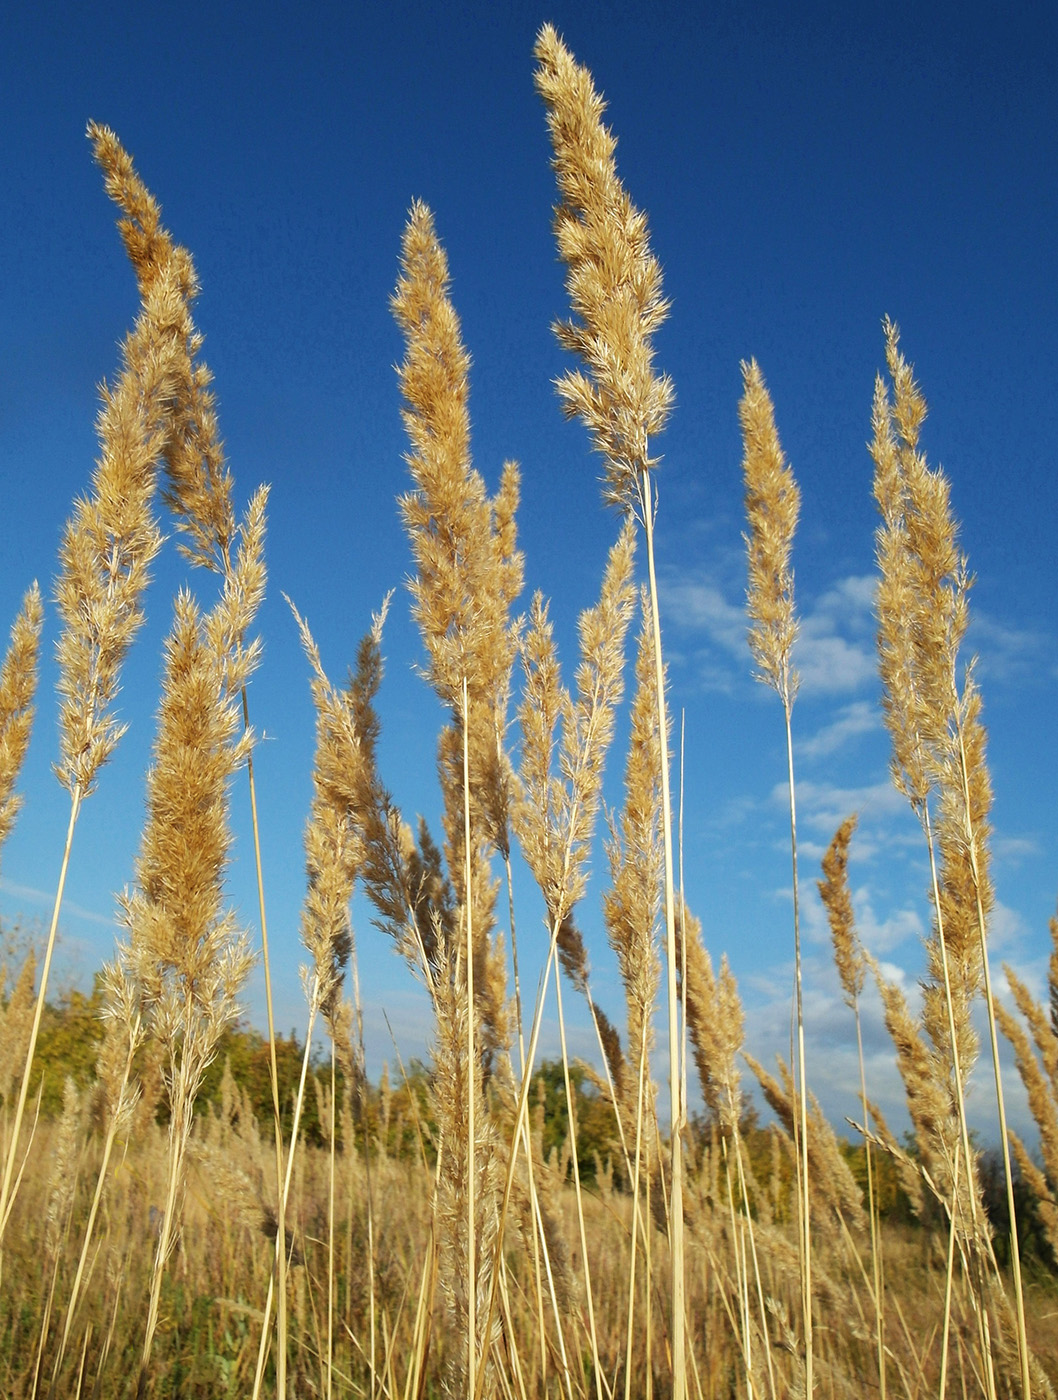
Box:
1;23;1057;1400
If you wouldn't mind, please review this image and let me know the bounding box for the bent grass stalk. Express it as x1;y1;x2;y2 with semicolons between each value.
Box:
89;126;291;1390
819;815;886;1400
0;219;187;1245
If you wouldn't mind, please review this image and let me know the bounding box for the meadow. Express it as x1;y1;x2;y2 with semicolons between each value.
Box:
1;23;1057;1399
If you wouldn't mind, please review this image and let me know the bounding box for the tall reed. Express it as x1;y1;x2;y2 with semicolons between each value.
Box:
738;357;812;1392
0;586;43;870
88;127;292;1380
871;318;1031;1394
819;814;886;1400
533;27;686;1394
0;133;194;1245
116;494;264;1390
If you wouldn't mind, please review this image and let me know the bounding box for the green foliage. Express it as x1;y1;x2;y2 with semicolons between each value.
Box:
532;1058;620;1185
29;976;106;1116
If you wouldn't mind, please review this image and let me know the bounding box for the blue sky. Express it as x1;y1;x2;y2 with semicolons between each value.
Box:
2;0;1056;1141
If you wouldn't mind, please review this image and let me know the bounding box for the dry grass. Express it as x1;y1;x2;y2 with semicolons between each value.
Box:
0;24;1053;1400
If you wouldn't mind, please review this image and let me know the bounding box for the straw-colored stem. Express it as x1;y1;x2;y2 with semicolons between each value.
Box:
940;1138;961;1400
553;967;603;1400
253;996;320;1400
351;957;379;1396
955;721;1031;1398
240;677;289;1400
722;1142;754;1396
53;1012;140;1385
501;856;559;1393
855;1003;886;1400
462;677;478;1400
732;1129;778;1400
637;466;685;1400
623;1039;648;1400
921;806;996;1393
140;989;198;1393
782;700;812;1395
327;1045;336;1400
0;785;81;1248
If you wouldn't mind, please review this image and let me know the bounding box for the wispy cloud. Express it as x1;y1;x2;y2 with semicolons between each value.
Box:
660;575;745;651
770;777;906;839
794;634;875;695
992;835;1042;867
0;878;116;928
968;611;1053;685
661;568;878;698
799;700;878;760
793;575;876;697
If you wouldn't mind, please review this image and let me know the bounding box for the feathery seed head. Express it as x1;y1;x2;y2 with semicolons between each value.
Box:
818;814;864;1007
739;359;800;704
0;584;43;861
515;522;636;930
289;602;371;1031
534;25;674;509
90;122;236;568
120;498;264;1068
54;274;179;795
604;594;663;1063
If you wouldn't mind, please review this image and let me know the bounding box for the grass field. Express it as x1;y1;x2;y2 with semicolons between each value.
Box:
0;24;1056;1400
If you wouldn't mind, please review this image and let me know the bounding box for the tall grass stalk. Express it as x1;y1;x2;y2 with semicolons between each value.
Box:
533;28;685;1391
738;359;811;1391
869;320;1033;1391
819;815;886;1400
0;150;192;1240
130;516;262;1386
956;720;1032;1395
462;676;479;1400
51;962;144;1388
88;125;291;1386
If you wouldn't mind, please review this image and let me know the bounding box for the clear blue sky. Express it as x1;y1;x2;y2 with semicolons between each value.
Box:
2;0;1056;1140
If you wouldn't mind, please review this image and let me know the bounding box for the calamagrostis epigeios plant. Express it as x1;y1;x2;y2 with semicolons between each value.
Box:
998;907;1058;1256
872;318;1030;1394
738;357;815;1389
0;584;43;865
819;814;886;1400
254;600;380;1399
872;320;982;1202
91;125;294;1391
117;494;264;1389
604;596;663;1138
507;522;637;1392
745;1054;865;1237
601;594;664;1397
533;26;687;1389
89;122;236;570
677;908;778;1400
392;200;523;1068
389;202;527;1396
0;145;195;1245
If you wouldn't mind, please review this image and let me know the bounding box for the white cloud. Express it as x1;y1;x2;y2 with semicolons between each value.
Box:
992;834;1041;866
660;576;745;652
660;569;879;698
794;634;876;695
968;611;1051;684
793;574;876;697
770;777;906;838
0;878;117;928
798;700;878;759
